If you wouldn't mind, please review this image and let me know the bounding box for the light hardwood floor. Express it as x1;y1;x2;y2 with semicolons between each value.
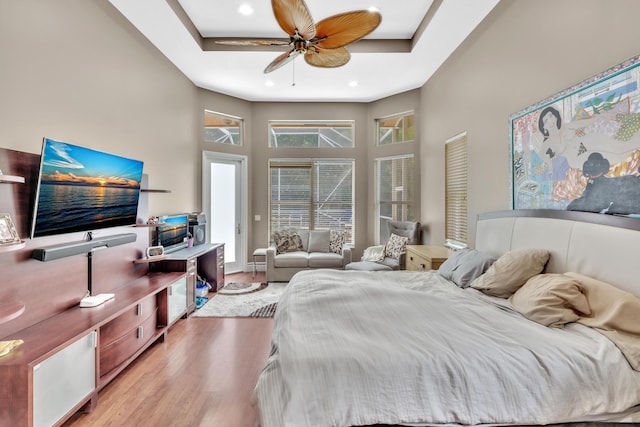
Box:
64;271;272;427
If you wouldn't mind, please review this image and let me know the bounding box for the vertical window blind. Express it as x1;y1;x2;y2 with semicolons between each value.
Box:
445;133;468;248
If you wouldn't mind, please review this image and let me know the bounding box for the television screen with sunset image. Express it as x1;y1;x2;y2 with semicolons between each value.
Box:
31;138;144;238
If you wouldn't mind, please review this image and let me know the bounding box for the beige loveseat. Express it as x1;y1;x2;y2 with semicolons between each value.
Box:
266;229;352;282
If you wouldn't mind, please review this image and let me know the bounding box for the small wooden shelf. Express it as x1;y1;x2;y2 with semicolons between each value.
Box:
133;255;169;264
0;301;26;324
0;174;25;184
0;240;27;252
140;189;171;193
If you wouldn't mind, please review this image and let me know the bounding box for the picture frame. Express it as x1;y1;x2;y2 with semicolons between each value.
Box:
510;55;640;215
0;213;21;245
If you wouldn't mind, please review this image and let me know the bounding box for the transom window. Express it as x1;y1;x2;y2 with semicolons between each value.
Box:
204;111;243;146
376;111;414;145
269;159;354;243
375;155;415;243
268;120;354;148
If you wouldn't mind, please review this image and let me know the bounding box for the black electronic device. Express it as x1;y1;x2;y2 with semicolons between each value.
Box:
188;212;206;225
189;223;206;246
32;233;137;261
154;214;189;253
31;137;144;238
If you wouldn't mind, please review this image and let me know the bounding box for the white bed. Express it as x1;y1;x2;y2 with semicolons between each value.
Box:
255;210;640;426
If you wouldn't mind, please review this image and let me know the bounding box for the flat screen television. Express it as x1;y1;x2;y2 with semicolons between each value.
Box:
154;214;189;253
31;137;144;238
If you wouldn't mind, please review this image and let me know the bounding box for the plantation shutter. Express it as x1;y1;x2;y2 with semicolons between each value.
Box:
445;133;468;247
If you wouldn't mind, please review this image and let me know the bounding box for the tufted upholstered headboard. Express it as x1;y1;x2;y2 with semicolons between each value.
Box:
475;210;640;297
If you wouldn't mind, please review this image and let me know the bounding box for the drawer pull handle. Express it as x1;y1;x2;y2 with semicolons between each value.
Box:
137;325;144;339
137;303;143;316
420;263;426;269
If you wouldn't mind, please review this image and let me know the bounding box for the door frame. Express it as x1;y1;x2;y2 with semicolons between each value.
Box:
202;151;248;274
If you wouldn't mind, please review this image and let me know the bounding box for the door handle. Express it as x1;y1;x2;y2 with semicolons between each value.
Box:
237;223;241;234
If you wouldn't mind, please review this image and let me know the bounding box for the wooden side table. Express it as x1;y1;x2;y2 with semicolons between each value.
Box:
405;245;451;271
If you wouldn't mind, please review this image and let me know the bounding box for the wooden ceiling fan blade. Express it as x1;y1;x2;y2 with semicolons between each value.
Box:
304;47;350;68
264;49;301;74
314;10;382;49
272;0;316;40
213;39;290;47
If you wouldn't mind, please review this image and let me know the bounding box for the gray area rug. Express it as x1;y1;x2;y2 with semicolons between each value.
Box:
192;282;287;318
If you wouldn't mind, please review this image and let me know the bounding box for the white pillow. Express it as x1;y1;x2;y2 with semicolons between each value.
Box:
361;245;385;262
308;230;331;253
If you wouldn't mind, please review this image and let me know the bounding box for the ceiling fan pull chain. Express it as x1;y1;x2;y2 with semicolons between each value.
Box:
292;59;296;87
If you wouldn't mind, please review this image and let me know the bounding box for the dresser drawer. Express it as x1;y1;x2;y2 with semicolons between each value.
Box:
405;245;450;271
406;252;431;271
100;295;156;346
100;309;158;376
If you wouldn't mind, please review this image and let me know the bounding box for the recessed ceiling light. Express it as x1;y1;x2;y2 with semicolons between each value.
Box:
238;4;254;16
348;80;358;87
265;80;275;87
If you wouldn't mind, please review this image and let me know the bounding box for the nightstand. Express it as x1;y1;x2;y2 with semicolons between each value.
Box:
405;245;451;271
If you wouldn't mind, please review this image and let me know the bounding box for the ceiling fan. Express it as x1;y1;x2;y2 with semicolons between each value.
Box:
215;0;382;74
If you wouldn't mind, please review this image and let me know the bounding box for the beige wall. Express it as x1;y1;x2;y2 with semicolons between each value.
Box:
420;0;640;246
4;0;640;264
0;0;199;216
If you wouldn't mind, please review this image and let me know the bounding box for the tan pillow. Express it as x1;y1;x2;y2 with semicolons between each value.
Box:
470;248;550;298
510;274;591;328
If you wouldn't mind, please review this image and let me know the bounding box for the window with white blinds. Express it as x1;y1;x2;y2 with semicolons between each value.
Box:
375;155;415;243
445;133;468;248
269;159;354;243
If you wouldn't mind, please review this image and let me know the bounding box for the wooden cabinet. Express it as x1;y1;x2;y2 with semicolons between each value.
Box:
99;294;158;379
153;243;225;314
405;245;451;271
167;277;187;325
0;273;184;427
33;331;96;427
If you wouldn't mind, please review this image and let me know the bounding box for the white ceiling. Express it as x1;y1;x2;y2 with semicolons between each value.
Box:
108;0;499;102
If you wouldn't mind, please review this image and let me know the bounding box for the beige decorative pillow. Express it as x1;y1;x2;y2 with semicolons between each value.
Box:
385;233;409;260
510;274;591;328
470;248;550;298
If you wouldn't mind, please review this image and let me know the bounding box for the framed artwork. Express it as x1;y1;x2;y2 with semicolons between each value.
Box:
510;55;640;215
0;213;21;245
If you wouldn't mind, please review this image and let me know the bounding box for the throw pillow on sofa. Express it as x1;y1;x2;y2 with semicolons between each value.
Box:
329;230;347;254
308;230;331;253
272;228;303;254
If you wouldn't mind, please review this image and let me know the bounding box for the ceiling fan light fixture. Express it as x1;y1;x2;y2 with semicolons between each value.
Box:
265;80;275;87
348;80;358;87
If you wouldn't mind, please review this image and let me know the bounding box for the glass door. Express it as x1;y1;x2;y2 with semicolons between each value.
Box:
202;152;247;274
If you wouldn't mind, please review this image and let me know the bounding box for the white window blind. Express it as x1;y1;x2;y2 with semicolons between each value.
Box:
445;133;468;248
269;160;354;243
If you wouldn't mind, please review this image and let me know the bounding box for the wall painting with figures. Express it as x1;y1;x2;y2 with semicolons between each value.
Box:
510;55;640;216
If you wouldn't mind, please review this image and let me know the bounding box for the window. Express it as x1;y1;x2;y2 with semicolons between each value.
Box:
376;111;414;145
204;111;243;145
269;159;354;243
375;155;415;243
268;120;354;148
445;132;468;248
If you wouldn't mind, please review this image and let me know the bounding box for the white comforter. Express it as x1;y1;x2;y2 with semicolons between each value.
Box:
255;270;640;427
